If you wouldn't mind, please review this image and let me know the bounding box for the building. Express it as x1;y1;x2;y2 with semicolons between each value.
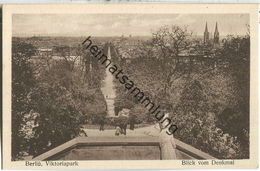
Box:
37;48;53;56
213;22;220;47
203;22;220;47
203;22;210;44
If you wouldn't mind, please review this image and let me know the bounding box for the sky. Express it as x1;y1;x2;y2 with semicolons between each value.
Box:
13;14;249;37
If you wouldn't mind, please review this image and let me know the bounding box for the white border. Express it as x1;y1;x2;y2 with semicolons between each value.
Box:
2;4;259;170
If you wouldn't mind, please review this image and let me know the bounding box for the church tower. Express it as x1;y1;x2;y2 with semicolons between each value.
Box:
204;22;209;44
213;22;219;46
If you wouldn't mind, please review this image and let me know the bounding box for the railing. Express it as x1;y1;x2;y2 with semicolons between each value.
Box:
33;136;216;161
175;139;216;159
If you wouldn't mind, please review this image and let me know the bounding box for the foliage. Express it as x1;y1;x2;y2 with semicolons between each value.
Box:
12;41;36;160
129;105;150;124
215;35;250;158
151;25;192;96
27;59;106;156
11;40;107;159
152;25;192;58
12;31;250;160
171;80;241;159
28;81;82;156
113;31;250;159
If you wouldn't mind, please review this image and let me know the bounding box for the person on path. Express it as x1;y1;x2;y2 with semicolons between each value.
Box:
99;115;105;131
120;123;127;135
115;126;121;136
129;115;135;130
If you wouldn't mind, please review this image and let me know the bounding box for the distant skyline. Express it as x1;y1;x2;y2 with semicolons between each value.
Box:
13;14;249;37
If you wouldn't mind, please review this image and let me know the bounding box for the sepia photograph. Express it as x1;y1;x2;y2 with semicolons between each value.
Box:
2;4;258;169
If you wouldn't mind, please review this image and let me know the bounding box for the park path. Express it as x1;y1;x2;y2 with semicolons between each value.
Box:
83;125;161;137
101;46;116;117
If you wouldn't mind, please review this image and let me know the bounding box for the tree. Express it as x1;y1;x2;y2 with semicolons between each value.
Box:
27;61;83;156
11;38;108;159
152;25;192;97
172;80;209;143
152;25;191;58
216;35;250;158
53;45;80;71
12;41;36;160
172;80;240;159
129;105;150;124
28;57;107;156
28;82;82;156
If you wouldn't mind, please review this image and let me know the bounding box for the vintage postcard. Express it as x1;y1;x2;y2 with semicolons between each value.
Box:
2;4;258;169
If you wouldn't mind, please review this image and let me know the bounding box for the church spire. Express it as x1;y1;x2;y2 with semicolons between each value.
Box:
204;22;209;44
213;22;220;46
205;22;208;32
214;22;219;34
